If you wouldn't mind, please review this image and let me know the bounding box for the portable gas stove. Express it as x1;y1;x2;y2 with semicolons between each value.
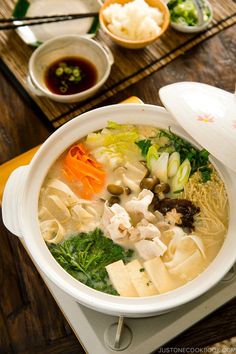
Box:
40;264;236;354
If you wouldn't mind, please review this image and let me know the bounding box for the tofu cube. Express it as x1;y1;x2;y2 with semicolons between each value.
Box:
106;260;138;297
126;260;158;296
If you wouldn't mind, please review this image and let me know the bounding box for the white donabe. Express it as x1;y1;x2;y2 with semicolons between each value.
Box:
2;93;236;317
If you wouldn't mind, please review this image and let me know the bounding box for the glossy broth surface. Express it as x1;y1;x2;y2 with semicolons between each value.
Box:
38;123;229;297
44;56;97;95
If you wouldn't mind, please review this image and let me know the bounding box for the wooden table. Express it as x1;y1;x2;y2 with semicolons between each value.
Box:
0;25;236;354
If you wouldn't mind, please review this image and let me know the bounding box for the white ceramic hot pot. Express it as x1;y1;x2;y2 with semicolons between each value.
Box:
2;83;236;318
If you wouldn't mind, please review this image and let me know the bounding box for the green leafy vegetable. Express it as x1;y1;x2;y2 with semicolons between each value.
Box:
86;129;140;165
88;15;100;35
167;0;211;26
49;228;133;295
199;166;212;183
86;127;138;151
104;132;139;146
86;132;105;149
135;139;152;157
159;128;211;182
107;121;135;131
12;0;29;17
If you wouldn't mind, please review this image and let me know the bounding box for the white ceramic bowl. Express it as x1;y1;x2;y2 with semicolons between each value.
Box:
170;0;213;34
2;104;236;317
99;0;170;49
27;34;114;103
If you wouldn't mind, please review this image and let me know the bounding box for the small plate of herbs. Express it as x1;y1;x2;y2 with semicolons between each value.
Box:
167;0;213;33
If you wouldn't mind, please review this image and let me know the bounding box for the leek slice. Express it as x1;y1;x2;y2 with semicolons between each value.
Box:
171;159;191;193
146;145;159;170
150;151;169;183
168;152;180;178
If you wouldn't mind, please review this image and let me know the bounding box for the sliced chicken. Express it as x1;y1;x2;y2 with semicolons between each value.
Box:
135;239;166;260
136;219;161;239
102;203;131;241
125;189;155;222
128;226;140;242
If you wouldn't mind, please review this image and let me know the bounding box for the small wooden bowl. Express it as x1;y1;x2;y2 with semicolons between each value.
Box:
99;0;170;49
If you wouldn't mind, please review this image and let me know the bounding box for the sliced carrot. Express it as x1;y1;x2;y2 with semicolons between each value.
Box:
65;146;104;180
63;143;106;199
80;177;94;199
66;158;104;182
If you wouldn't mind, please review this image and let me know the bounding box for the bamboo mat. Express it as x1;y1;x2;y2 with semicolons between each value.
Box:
0;0;235;129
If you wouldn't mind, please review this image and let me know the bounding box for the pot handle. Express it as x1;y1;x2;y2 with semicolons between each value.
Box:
2;166;29;238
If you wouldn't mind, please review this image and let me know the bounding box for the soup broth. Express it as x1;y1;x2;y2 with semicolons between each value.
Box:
38;122;229;297
44;56;97;95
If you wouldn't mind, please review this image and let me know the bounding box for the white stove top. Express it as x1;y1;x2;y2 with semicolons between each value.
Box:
42;265;236;354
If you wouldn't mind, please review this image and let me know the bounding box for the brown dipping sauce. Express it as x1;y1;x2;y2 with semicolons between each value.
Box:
44;56;97;95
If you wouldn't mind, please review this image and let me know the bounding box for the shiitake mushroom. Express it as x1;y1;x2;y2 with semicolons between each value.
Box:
154;198;200;230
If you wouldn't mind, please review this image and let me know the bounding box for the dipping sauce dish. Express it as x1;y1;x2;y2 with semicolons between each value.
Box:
27;35;114;103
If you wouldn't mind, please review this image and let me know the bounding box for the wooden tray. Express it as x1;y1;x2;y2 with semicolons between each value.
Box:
0;0;235;128
0;96;142;201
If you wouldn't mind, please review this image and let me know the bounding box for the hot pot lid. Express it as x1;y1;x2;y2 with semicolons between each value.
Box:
159;82;236;173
